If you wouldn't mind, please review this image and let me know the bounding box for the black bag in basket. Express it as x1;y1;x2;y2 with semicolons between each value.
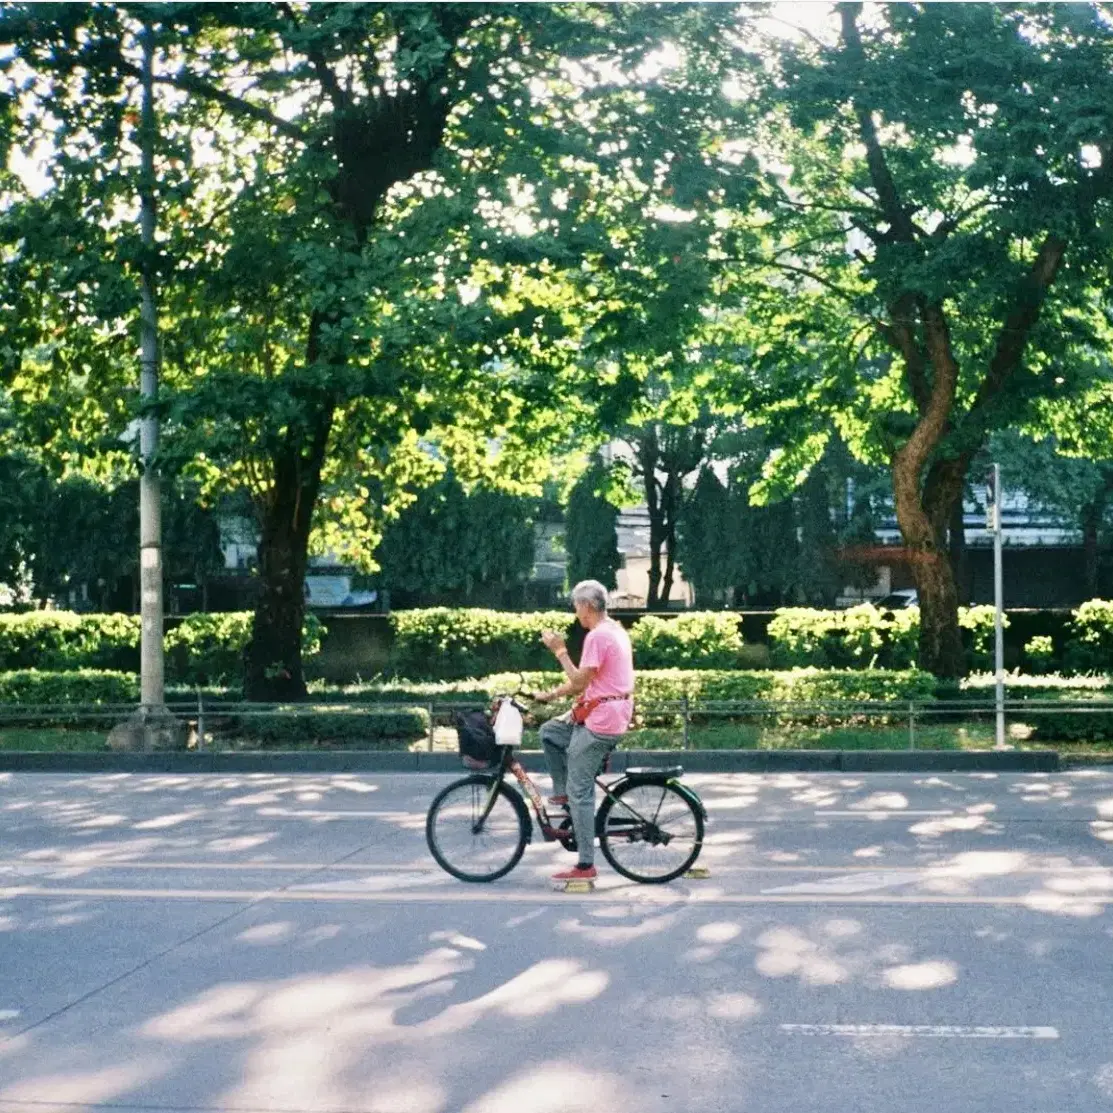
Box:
454;709;500;769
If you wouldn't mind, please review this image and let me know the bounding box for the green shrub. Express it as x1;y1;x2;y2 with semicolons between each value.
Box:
164;612;324;685
961;672;1113;741
628;612;743;669
0;668;139;705
0;613;141;671
0;610;323;685
388;609;573;680
960;605;1009;672
768;604;1006;672
1024;635;1057;675
768;604;918;670
475;667;935;726
225;705;427;748
1064;599;1113;675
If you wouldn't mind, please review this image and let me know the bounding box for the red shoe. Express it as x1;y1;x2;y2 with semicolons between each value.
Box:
548;795;569;806
552;864;597;882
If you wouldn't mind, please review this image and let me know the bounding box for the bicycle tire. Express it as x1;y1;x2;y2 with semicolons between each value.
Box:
598;779;703;884
426;775;529;883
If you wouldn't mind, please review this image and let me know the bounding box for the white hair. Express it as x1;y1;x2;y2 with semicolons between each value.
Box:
570;580;608;612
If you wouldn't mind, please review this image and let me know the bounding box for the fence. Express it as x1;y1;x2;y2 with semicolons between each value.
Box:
1;695;1112;752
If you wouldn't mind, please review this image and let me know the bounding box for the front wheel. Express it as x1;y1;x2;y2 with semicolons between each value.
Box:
426;775;529;883
598;780;703;884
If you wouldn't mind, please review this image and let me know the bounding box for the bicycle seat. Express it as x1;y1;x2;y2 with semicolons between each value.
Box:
625;765;683;781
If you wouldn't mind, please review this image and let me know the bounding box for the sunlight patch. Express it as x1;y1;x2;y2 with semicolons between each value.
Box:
883;960;958;990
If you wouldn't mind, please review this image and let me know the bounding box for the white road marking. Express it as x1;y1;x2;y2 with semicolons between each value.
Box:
780;1024;1059;1040
762;870;922;895
288;872;439;893
815;810;953;818
255;807;408;819
0;1010;20;1022
2;884;1110;908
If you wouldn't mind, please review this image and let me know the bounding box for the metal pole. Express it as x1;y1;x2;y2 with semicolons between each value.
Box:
992;463;1006;749
682;695;690;750
138;23;165;712
908;700;916;751
427;702;435;752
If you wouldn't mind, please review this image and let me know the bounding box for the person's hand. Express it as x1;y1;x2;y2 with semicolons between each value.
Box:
540;629;566;654
532;689;555;704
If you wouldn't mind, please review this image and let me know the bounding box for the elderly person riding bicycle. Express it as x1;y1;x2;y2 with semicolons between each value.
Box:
535;579;634;882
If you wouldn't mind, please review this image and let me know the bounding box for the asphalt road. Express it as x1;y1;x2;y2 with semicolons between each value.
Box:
2;769;1113;1113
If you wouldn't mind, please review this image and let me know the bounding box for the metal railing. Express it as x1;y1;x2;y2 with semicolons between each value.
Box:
1;694;1111;752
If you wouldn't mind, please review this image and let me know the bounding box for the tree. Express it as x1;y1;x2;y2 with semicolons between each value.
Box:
729;2;1113;675
3;2;747;698
676;466;734;605
564;457;621;591
377;472;537;607
994;430;1113;599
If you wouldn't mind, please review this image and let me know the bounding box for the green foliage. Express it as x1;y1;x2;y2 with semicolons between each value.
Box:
959;605;1008;673
677;466;735;604
1064;599;1113;674
227;706;427;748
0;669;139;705
1024;636;1057;675
165;612;323;686
768;605;919;670
478;667;935;707
389;608;574;681
629;612;744;670
0;613;141;672
0;611;323;685
377;472;537;606
962;672;1113;742
769;605;1007;673
564;459;621;591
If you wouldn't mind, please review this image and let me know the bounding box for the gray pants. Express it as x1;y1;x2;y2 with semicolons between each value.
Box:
539;716;620;866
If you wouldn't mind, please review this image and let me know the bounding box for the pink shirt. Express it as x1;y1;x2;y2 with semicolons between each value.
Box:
579;618;634;735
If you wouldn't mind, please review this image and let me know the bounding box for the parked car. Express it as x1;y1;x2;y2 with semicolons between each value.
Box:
875;589;919;610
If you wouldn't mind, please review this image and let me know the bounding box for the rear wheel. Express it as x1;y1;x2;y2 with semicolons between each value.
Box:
598;780;703;884
426;775;529;883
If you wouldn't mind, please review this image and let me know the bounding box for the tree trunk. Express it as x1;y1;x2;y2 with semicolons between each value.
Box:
1080;467;1113;601
893;450;964;678
639;431;665;608
245;313;334;700
658;470;682;606
1082;500;1100;601
244;423;331;701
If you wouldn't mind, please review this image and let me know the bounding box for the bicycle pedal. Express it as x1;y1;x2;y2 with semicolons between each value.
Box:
684;867;711;880
554;879;595;893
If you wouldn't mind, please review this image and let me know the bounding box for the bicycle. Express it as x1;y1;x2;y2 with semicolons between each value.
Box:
425;696;707;884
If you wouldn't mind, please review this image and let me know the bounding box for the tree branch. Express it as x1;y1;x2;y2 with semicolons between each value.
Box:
115;57;314;146
278;2;351;113
838;3;918;243
971;234;1067;415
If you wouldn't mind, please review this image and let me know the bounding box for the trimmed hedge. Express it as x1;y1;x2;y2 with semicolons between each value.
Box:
767;605;918;670
0;668;140;705
628;612;744;670
767;604;1006;672
961;672;1113;742
1063;600;1113;675
225;706;428;748
164;612;323;685
0;614;141;672
388;609;575;680
0;611;323;684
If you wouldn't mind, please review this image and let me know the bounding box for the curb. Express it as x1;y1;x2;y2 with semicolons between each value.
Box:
0;748;1060;774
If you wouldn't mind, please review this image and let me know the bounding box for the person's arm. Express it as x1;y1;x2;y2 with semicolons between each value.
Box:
537;630;598;702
